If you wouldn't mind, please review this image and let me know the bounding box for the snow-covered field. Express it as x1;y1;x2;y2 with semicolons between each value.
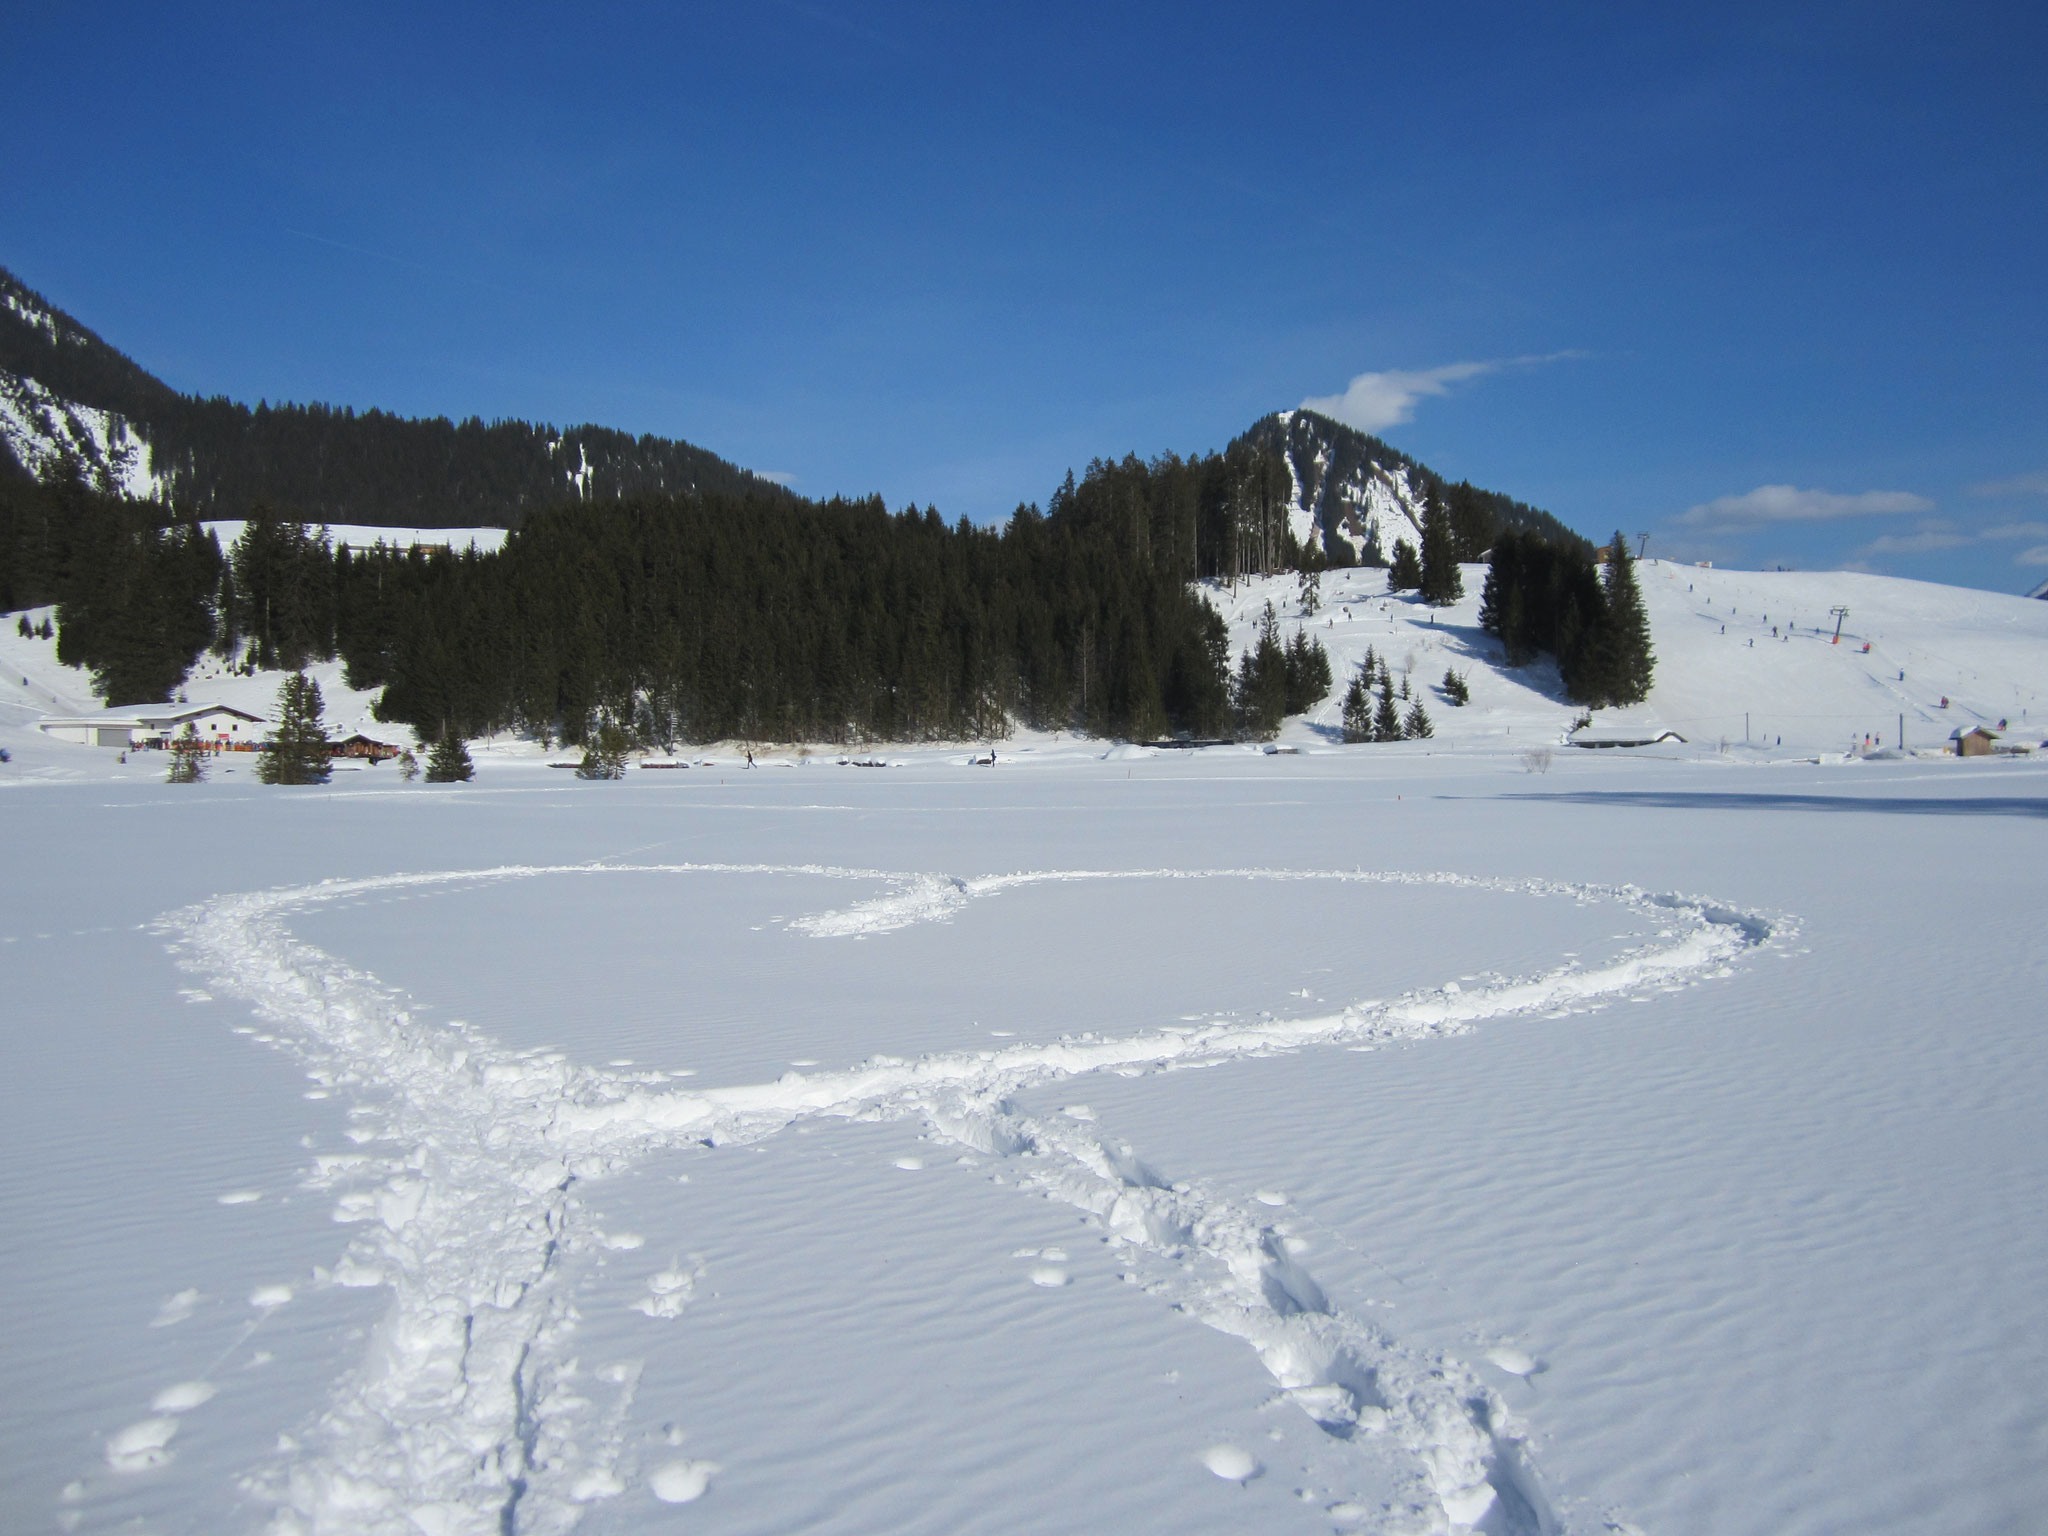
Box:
4;736;2045;1535
3;570;2046;1536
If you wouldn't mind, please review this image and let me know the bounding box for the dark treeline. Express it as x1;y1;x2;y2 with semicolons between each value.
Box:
0;461;221;703
2;463;1243;742
342;491;1232;745
1479;530;1653;706
7;443;1639;738
0;266;786;527
1039;444;1298;583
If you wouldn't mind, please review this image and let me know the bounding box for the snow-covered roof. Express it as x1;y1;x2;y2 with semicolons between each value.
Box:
1570;727;1687;747
38;702;265;729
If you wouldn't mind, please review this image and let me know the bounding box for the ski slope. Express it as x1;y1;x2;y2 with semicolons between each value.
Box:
1206;560;2048;756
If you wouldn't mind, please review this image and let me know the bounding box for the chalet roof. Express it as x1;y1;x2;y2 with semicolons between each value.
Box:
38;702;266;730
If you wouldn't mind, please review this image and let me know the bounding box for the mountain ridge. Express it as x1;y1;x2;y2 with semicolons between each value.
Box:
0;264;791;527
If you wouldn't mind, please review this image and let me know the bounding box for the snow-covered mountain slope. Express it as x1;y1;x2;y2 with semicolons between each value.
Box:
0;368;163;498
1262;410;1426;564
1208;559;2048;755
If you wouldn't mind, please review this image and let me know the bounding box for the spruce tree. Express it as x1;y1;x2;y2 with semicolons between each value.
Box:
1341;672;1372;743
166;722;206;783
577;721;630;779
1282;631;1332;715
1373;678;1403;742
1387;538;1422;592
1233;606;1288;738
396;748;420;782
1441;668;1470;705
426;729;474;782
1597;531;1655;705
257;672;331;785
1404;698;1433;739
1419;492;1464;606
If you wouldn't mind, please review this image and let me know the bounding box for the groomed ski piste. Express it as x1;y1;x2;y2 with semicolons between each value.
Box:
4;564;2046;1536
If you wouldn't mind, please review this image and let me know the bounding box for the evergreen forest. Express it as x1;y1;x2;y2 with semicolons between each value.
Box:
0;259;1646;740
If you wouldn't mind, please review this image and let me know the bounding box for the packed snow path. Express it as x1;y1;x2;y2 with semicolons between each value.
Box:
156;862;1785;1535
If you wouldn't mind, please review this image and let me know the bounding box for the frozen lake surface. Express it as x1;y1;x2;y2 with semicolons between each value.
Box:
3;748;2044;1535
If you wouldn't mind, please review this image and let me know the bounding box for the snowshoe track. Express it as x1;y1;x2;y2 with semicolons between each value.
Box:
154;863;1788;1535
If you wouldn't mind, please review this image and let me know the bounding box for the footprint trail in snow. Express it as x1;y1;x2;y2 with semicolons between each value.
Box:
140;862;1786;1535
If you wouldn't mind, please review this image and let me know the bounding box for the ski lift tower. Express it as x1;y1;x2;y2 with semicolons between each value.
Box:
1829;605;1850;645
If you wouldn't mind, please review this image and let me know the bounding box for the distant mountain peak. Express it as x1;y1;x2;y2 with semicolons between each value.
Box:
1236;407;1585;565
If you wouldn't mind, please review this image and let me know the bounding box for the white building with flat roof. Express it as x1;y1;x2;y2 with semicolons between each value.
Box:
38;702;266;748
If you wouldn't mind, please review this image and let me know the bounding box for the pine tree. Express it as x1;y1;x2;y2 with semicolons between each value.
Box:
1387;538;1422;592
1341;672;1373;743
396;748;420;782
1441;668;1470;705
166;722;206;782
257;672;331;784
1419;492;1464;606
15;614;28;638
1597;531;1655;705
1373;678;1403;742
1404;698;1433;738
1282;630;1332;715
425;729;474;782
1233;604;1288;738
577;721;630;779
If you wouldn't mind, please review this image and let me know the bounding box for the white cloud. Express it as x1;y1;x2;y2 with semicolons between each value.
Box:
1861;521;1969;555
1981;520;2048;540
754;470;798;487
1300;352;1580;433
2017;545;2048;567
1969;471;2048;497
1675;484;1932;529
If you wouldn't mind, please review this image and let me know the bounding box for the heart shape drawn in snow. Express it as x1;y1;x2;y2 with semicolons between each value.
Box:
158;863;1788;1535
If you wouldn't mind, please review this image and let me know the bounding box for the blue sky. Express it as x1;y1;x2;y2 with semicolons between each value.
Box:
5;2;2046;592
